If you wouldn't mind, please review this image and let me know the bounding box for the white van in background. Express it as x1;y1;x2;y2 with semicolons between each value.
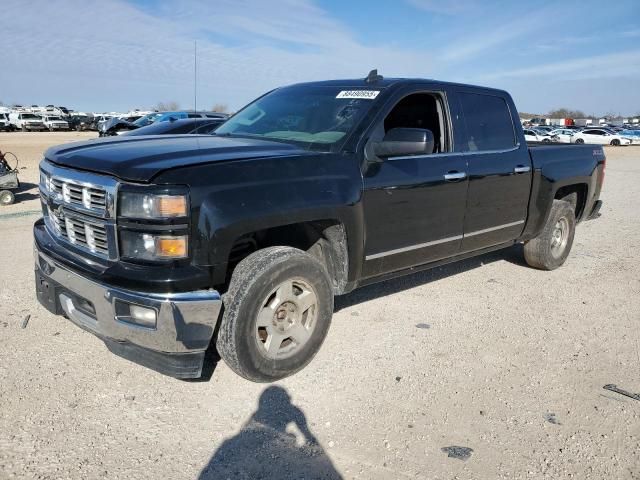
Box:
8;112;46;131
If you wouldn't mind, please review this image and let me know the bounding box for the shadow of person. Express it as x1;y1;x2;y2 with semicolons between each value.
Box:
199;386;342;480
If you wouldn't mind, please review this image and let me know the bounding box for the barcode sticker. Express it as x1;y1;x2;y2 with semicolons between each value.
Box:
336;90;380;100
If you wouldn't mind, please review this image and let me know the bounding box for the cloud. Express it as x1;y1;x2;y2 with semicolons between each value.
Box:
480;50;640;81
439;8;557;62
0;0;432;112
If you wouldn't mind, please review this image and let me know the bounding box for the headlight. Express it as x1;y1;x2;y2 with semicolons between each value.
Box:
118;192;188;219
119;231;188;260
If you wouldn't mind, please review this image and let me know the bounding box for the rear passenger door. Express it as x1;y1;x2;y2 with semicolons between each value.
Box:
455;91;531;252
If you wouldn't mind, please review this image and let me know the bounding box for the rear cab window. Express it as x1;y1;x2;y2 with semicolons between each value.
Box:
456;92;517;152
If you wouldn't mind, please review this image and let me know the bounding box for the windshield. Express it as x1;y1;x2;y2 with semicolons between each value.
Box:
215;86;382;150
48;116;63;121
22;114;39;119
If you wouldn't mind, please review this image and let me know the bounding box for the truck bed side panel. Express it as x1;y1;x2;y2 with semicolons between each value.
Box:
522;144;605;240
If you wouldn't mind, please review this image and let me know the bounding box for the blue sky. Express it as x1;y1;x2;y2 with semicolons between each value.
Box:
2;0;639;115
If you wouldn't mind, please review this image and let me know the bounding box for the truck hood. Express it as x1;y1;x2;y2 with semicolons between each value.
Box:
44;135;306;182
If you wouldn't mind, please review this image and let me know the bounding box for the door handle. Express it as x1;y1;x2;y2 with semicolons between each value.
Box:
514;165;531;173
444;171;466;181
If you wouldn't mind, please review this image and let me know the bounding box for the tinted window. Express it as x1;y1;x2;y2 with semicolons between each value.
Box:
458;92;515;151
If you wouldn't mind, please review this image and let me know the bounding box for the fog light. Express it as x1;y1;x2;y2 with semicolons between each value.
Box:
129;305;157;328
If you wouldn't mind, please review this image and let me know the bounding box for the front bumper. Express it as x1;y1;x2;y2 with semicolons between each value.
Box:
34;244;222;378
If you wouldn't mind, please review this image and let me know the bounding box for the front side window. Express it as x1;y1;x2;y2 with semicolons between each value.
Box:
382;92;447;153
458;92;516;152
215;85;381;151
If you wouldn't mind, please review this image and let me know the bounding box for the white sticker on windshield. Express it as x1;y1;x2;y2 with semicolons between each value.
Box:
336;90;380;100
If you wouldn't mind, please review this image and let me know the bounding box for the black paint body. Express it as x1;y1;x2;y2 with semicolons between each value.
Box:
37;78;605;296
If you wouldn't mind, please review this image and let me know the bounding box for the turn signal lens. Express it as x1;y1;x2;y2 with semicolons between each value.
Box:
156;237;187;258
119;231;188;261
157;196;187;217
119;192;188;219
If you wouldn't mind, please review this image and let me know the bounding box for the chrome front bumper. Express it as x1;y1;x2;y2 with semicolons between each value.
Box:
34;245;222;378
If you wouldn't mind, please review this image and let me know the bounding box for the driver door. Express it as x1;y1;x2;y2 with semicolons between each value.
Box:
361;87;468;278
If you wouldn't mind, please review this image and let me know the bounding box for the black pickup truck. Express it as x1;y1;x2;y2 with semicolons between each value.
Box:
34;72;605;382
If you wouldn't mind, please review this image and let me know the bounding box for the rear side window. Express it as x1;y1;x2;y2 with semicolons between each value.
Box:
458;92;516;152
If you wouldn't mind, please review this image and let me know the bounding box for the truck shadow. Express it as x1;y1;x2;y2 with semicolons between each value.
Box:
335;244;527;311
198;386;342;479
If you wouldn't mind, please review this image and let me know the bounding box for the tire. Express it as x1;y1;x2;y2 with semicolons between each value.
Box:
574;138;584;144
524;199;576;270
21;125;26;132
217;246;334;382
0;190;15;206
610;139;620;146
542;138;551;143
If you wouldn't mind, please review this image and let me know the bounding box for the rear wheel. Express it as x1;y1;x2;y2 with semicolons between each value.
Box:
610;139;620;146
0;190;15;206
216;246;334;382
524;199;575;270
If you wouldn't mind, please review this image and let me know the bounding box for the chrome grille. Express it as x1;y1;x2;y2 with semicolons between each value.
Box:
40;160;118;260
49;178;106;212
47;207;109;256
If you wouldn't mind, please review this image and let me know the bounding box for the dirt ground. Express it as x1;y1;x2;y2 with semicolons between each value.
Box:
0;132;638;480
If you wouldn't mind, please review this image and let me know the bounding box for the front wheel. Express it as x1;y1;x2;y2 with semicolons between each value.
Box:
610;139;620;146
217;246;334;382
575;138;584;144
524;199;575;270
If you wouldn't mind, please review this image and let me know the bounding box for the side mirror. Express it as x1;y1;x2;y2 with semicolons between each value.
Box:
374;128;435;158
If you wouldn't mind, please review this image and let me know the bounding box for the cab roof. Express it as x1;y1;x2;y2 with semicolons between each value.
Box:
286;77;508;96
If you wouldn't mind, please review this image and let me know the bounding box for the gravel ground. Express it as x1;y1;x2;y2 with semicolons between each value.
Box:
0;132;638;479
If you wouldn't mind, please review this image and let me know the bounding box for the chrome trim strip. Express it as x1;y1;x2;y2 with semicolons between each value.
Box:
462;220;525;238
514;166;531;173
388;145;521;161
365;220;525;260
365;234;463;260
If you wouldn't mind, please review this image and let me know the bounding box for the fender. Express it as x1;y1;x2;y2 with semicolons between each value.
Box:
154;153;366;286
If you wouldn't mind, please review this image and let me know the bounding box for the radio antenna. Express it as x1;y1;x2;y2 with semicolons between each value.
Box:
193;40;197;113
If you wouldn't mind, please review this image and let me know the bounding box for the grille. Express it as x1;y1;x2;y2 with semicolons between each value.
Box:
49;178;106;212
48;207;109;256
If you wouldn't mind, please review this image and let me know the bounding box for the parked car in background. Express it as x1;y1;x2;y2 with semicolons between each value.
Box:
67;114;95;131
153;111;228;123
549;128;575;144
131;112;163;128
101;112;228;136
525;128;553;142
120;118;225;136
620;129;640;145
8;112;46;131
0;113;11;131
523;128;545;142
571;128;631;146
42;115;70;132
98;115;144;136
